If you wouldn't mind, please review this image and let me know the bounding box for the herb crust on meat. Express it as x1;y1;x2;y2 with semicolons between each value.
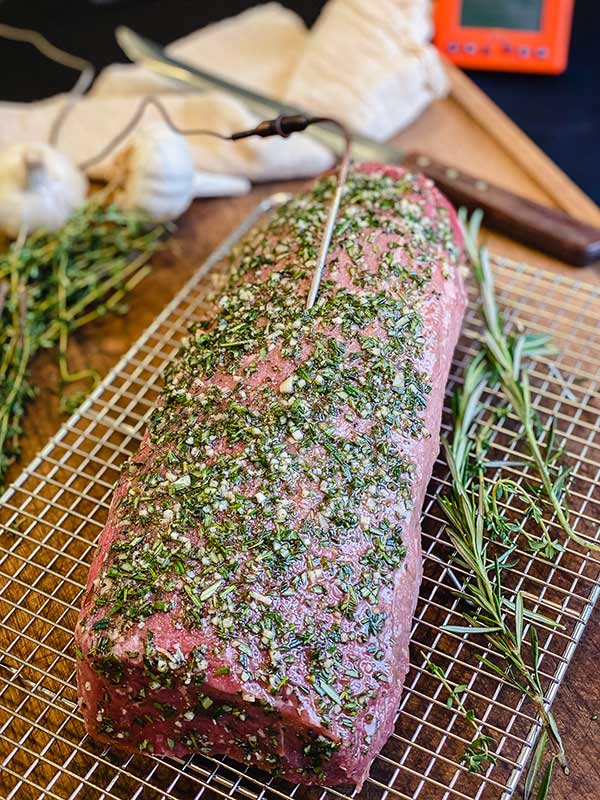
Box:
76;164;466;787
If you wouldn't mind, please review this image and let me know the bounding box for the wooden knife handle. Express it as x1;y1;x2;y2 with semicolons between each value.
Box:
403;152;600;267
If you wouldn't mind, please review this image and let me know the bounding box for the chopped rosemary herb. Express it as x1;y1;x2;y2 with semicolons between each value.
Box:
82;167;462;767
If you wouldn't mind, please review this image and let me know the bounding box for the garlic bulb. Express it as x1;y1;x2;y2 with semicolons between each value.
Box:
113;121;250;222
0;143;87;239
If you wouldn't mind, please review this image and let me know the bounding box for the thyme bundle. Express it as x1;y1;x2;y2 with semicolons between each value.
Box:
0;199;165;485
426;211;580;799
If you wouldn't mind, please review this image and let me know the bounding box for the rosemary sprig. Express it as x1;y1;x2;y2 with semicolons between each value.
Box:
428;213;578;798
462;208;597;554
0;200;165;485
438;352;567;794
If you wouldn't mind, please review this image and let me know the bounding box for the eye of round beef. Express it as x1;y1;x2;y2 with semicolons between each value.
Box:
75;164;466;787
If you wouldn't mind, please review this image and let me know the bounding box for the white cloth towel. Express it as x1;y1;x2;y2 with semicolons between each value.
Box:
0;1;448;184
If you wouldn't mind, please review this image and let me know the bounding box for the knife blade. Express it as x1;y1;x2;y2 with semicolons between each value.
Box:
116;26;600;267
116;26;400;164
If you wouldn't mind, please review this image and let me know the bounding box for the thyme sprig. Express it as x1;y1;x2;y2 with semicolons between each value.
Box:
462;209;597;554
0;200;165;485
438;352;567;797
423;653;496;773
428;212;579;798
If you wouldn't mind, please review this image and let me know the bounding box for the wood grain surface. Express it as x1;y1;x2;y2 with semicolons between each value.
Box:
2;87;599;799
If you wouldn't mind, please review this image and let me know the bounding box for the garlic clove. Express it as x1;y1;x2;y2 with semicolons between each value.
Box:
112;120;252;222
0;143;87;239
115;121;196;222
191;171;251;198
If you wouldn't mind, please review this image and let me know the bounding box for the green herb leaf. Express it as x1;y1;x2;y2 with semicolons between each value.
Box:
514;591;524;652
535;757;556;800
524;730;548;800
443;624;502;635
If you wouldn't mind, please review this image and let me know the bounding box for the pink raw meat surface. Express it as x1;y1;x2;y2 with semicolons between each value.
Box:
76;164;466;787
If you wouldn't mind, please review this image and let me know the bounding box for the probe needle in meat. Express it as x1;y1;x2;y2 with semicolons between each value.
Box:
229;114;352;310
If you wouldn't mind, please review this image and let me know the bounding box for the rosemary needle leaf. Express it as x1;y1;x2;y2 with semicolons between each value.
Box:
483;459;530;469
478;656;507;679
535;757;556;800
524;730;549;800
514;591;524;651
529;626;542;692
546;710;565;762
443;624;502;635
501;598;562;630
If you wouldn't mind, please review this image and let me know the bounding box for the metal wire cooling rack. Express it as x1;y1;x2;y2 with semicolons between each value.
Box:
1;194;599;800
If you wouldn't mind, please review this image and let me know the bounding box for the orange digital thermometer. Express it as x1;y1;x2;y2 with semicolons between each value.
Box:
433;0;574;74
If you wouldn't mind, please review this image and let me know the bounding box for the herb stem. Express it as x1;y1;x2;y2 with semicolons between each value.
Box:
525;427;592;551
423;652;497;773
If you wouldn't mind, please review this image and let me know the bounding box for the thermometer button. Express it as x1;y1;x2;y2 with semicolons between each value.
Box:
536;47;550;58
518;46;531;57
463;42;478;54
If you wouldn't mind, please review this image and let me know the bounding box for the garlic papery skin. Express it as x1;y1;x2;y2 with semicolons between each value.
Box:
192;170;251;199
0;143;87;239
113;121;250;222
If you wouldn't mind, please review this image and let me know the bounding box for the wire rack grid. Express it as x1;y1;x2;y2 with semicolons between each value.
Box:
0;195;599;800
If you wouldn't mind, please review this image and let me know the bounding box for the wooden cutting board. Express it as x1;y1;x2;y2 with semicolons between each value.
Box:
4;71;600;798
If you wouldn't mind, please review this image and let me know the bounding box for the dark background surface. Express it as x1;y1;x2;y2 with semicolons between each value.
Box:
0;0;598;203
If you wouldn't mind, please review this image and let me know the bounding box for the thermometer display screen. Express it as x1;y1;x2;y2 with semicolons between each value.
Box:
460;0;543;31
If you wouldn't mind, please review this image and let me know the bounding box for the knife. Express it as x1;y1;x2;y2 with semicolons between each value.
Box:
117;26;600;267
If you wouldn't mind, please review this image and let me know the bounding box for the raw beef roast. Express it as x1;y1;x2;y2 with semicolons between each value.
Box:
76;164;466;787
